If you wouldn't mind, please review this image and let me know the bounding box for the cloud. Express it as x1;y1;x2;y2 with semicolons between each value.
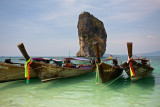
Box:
147;35;158;39
0;0;160;56
106;32;160;55
101;0;160;22
39;1;93;27
63;0;77;6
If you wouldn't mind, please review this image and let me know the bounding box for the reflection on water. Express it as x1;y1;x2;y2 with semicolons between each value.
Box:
107;73;155;91
44;72;95;89
0;77;41;91
134;74;155;89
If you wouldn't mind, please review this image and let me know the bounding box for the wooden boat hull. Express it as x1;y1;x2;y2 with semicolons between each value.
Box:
30;61;95;82
0;62;37;83
17;43;96;82
99;63;123;83
122;61;154;81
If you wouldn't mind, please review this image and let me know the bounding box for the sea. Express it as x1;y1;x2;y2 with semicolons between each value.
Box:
0;56;160;107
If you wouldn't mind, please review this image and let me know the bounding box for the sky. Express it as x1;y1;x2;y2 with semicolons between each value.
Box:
0;0;160;56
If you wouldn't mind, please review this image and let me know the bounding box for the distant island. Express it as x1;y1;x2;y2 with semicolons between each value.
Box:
141;50;160;56
104;50;160;57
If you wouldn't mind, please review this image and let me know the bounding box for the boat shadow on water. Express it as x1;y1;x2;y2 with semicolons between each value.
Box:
0;73;155;91
106;73;155;90
133;74;155;88
104;75;131;90
43;72;95;89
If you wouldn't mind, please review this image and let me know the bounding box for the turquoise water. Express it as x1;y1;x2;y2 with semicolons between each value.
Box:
0;56;160;107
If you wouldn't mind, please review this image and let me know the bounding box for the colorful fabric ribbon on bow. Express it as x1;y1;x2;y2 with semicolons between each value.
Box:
95;63;100;84
95;63;103;84
127;57;135;77
25;58;32;83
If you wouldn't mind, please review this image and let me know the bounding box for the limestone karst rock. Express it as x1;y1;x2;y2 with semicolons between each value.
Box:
76;12;107;57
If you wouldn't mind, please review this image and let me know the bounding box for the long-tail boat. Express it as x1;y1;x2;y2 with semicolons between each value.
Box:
0;59;36;83
122;42;154;81
94;42;123;83
17;43;96;82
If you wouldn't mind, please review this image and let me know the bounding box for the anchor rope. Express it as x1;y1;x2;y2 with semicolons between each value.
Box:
95;59;140;92
96;74;123;92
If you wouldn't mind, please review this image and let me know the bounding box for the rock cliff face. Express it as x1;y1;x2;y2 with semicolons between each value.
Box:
76;12;107;57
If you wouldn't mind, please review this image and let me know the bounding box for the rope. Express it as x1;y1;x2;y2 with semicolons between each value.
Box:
97;61;117;83
95;59;140;92
96;74;123;92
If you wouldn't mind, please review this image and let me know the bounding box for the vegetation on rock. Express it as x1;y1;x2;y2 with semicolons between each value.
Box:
76;12;107;57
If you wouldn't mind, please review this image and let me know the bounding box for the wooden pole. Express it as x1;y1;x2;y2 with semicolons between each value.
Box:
17;43;30;61
94;42;101;63
127;42;133;58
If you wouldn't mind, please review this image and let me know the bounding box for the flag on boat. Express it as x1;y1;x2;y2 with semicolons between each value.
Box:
109;54;113;59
